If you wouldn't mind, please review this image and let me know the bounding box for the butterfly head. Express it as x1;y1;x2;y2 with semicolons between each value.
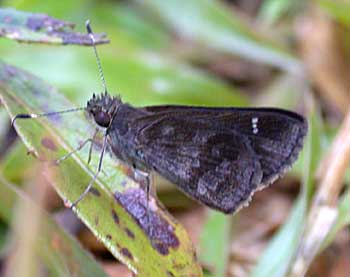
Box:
87;92;121;128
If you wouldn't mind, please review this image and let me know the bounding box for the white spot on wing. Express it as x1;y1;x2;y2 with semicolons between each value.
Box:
252;117;259;134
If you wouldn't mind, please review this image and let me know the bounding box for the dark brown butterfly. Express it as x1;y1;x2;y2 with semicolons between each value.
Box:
84;93;307;213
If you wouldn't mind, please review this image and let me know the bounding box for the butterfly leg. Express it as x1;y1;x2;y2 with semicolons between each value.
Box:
70;132;107;208
87;128;99;165
54;138;94;165
54;129;99;165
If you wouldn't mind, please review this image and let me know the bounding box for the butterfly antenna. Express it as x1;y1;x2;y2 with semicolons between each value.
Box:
12;107;85;126
86;20;108;94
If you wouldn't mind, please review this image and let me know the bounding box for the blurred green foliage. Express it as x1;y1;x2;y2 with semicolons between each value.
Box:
317;0;350;25
0;0;349;276
0;176;108;276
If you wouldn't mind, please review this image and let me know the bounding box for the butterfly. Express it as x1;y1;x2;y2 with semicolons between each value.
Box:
13;21;308;214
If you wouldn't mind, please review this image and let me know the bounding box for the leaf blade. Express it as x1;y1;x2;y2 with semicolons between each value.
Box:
0;60;202;276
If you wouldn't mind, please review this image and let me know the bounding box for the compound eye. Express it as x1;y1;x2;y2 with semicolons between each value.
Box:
94;111;111;127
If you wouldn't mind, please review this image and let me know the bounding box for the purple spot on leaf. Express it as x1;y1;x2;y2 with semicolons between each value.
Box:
124;228;135;239
89;187;101;197
111;210;119;224
114;188;179;255
120;248;133;260
153;242;169;255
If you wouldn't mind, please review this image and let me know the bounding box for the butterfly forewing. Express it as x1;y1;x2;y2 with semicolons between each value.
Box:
109;105;307;214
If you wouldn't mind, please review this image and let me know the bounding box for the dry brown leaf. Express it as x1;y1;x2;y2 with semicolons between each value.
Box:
296;9;350;115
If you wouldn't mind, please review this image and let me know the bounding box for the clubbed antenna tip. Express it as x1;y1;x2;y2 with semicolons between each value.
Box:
11;107;86;126
85;19;108;94
85;19;93;35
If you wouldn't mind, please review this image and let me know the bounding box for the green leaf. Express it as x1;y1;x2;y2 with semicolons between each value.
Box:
1;43;248;108
252;196;307;277
0;60;202;276
252;99;322;276
100;3;171;50
259;0;292;23
316;0;350;26
140;0;302;73
199;211;231;277
0;8;108;45
0;176;107;276
258;0;304;24
0;141;33;184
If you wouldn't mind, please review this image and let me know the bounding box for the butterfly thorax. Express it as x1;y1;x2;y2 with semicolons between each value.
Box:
86;92;122;128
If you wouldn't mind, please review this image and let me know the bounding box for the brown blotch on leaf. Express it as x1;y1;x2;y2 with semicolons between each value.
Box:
106;234;112;240
124;228;135;239
153;242;169;255
173;261;189;271
120;248;133;260
51;233;62;251
89;187;101;197
26;149;37;158
95;216;99;226
114;188;180;255
166;271;175;277
41;137;57;151
111;210;119;224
